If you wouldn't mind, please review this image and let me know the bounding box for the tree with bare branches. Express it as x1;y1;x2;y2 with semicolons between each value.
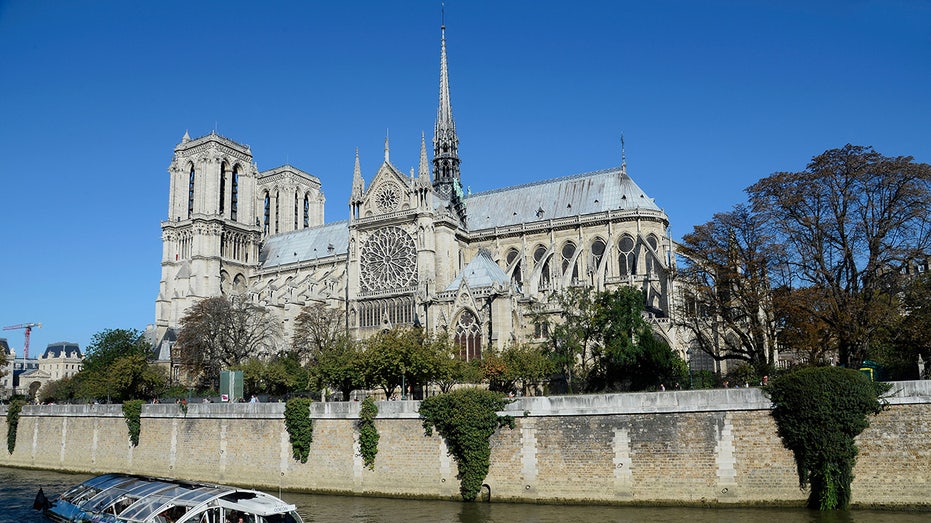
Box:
749;145;931;368
175;295;281;387
291;302;347;363
676;204;780;373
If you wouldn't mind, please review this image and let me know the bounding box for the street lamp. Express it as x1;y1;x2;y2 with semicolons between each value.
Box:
400;364;407;400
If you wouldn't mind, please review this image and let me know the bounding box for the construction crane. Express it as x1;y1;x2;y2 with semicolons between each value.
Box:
3;322;42;360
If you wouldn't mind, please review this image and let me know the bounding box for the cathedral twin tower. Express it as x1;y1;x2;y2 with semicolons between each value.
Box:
154;24;678;361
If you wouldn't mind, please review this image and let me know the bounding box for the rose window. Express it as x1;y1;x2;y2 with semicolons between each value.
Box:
374;182;401;213
360;227;417;291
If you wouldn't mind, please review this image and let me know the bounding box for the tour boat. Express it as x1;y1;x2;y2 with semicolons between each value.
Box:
41;473;303;523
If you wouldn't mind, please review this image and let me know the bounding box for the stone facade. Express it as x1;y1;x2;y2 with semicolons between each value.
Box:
151;25;681;359
0;341;82;399
3;383;930;507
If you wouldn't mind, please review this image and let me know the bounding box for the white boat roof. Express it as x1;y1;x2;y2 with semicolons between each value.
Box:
57;474;299;523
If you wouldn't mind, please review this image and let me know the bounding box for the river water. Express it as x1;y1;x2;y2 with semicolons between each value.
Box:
1;466;927;523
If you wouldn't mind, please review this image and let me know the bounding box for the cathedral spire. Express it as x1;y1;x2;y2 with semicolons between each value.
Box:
432;19;461;199
419;131;430;180
384;131;390;163
620;134;628;177
351;148;364;200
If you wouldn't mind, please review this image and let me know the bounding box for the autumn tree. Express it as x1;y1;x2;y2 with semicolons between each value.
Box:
772;286;835;365
175;295;281;387
480;342;554;395
750;145;931;368
676;204;780;373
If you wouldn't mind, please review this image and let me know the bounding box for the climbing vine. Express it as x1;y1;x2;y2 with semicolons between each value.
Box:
419;388;514;501
764;366;890;510
122;400;145;447
6;398;25;454
358;396;379;470
285;398;314;463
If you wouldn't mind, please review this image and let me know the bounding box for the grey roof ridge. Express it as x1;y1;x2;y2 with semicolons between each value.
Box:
465;166;624;198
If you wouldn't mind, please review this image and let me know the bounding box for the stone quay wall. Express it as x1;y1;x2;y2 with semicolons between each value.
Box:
2;381;929;507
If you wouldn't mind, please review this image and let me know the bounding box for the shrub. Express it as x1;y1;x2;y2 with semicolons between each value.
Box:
763;366;890;510
284;398;313;463
122;400;145;447
358;396;379;470
6;399;25;454
419;388;513;501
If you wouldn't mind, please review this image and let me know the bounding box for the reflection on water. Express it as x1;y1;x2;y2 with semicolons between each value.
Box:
1;467;927;523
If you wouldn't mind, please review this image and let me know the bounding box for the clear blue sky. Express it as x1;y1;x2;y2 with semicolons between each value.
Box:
1;0;929;355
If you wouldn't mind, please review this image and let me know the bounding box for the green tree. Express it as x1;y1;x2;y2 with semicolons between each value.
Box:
313;335;365;401
873;272;931;379
749;145;931;368
544;286;686;392
536;287;603;392
78;328;166;401
362;327;438;398
39;376;79;404
233;354;312;398
764;366;889;510
429;335;481;393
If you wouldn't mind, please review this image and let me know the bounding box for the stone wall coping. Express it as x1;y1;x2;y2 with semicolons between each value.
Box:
2;380;928;419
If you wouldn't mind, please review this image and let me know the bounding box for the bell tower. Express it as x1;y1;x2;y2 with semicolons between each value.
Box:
155;131;262;338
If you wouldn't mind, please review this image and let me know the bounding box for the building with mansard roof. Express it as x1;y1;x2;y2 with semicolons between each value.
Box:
151;25;682;366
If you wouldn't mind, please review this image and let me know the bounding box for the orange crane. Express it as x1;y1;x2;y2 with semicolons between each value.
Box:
3;322;42;360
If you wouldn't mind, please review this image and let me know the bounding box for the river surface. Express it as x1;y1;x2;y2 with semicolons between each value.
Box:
1;466;928;523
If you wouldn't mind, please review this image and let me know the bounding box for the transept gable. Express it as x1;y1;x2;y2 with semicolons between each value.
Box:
363;161;415;216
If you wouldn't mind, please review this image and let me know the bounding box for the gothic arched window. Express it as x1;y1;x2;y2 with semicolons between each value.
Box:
275;191;280;234
219;163;227;216
562;241;579;283
534;245;551;290
455;310;482;361
263;192;270;235
187;165;195;218
591;237;606;276
303;194;310;228
294;192;299;230
619;235;636;276
506;248;522;287
231;166;239;222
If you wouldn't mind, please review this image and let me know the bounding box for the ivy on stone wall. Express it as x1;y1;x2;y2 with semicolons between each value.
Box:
6;399;25;454
764;366;890;510
122;400;145;447
285;398;313;463
358;396;379;470
419;388;514;501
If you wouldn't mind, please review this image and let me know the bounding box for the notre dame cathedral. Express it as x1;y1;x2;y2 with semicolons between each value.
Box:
152;25;680;363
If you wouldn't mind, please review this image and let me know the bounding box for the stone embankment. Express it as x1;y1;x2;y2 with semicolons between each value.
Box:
2;381;929;507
